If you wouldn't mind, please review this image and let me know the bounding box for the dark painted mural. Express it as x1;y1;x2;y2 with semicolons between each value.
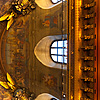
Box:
0;86;12;100
1;15;30;88
42;15;58;28
0;0;64;99
0;0;12;17
42;74;57;90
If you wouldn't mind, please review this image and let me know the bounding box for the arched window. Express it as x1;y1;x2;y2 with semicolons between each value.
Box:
50;40;67;64
34;35;67;69
51;0;61;4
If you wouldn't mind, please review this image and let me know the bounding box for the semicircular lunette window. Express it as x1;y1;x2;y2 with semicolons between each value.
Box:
51;0;61;3
50;40;67;64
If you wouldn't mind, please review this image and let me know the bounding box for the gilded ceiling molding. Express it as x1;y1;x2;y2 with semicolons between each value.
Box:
0;72;35;99
0;0;63;30
0;0;36;30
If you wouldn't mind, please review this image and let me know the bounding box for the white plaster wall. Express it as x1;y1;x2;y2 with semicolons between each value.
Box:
35;93;59;100
35;0;62;9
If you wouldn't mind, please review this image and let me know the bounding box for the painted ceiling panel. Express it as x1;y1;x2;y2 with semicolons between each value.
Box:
0;0;12;17
0;0;65;99
0;15;30;88
0;86;12;100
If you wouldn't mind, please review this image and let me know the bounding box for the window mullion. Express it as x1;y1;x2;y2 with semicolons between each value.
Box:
63;40;64;64
57;41;58;62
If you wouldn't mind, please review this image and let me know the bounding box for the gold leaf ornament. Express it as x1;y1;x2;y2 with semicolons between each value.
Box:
0;12;14;30
7;17;14;30
7;82;16;90
22;0;28;5
7;73;15;86
0;13;10;21
0;81;9;89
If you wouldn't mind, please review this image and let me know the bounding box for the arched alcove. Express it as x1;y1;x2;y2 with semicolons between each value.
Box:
35;0;62;9
34;35;67;69
35;93;59;100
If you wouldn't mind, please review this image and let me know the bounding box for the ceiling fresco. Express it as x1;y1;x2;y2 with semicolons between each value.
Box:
0;15;31;99
1;15;30;88
0;0;12;17
0;0;66;100
0;0;34;99
0;85;12;100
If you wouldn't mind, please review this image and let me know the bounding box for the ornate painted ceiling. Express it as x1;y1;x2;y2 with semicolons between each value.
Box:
0;0;66;100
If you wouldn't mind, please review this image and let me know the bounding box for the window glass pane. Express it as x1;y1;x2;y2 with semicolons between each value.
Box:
58;41;63;47
64;56;67;63
50;39;67;64
64;40;67;47
58;56;63;62
52;0;65;3
51;55;57;62
58;49;63;55
51;49;57;54
51;41;57;47
64;49;67;55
